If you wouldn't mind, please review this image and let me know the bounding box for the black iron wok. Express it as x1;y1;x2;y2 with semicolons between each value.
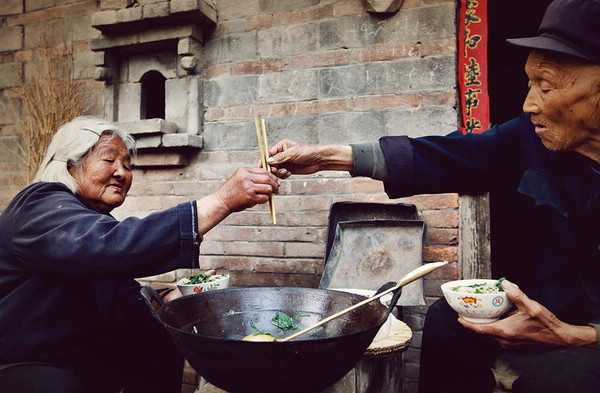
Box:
141;285;401;393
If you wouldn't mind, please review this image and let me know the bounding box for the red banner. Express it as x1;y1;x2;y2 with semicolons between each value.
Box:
458;0;490;134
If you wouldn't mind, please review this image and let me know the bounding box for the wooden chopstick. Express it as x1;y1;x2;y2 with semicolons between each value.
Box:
254;116;276;224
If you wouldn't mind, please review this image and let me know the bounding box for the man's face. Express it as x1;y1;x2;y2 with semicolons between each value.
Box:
523;50;600;157
70;134;133;214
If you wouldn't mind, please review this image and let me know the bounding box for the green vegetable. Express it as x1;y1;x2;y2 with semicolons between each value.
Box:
185;273;225;284
249;320;273;337
452;277;507;294
271;312;300;332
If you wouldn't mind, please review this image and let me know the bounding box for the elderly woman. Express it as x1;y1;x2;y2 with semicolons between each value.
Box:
0;117;279;393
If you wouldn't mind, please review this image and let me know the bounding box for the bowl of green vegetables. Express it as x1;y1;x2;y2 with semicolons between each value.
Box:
177;273;230;296
441;278;512;323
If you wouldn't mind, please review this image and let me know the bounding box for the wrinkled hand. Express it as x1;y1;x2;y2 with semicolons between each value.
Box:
459;280;594;348
267;139;328;178
215;167;279;214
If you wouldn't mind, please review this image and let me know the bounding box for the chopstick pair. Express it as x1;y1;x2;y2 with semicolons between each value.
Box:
254;116;276;225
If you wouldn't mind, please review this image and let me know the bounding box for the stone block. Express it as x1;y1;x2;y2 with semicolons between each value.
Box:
365;0;404;13
117;82;142;122
258;23;318;58
0;63;22;89
139;24;203;46
165;77;190;132
203;120;258;151
318;15;375;51
252;116;319;145
259;0;317;13
0;0;23;15
143;2;170;19
317;111;387;144
119;119;178;135
132;152;188;166
162;133;204;148
376;3;456;44
101;0;134;10
205;75;258;107
129;51;178;81
171;0;217;23
91;10;118;27
73;49;97;80
384;107;458;138
0;26;23;52
205;31;258;64
134;134;163;148
177;37;202;56
117;6;143;23
215;0;259;20
258;69;318;104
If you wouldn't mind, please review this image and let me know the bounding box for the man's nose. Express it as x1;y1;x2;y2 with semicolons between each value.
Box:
522;86;541;114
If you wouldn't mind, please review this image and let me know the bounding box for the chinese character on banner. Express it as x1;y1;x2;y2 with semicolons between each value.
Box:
459;0;490;134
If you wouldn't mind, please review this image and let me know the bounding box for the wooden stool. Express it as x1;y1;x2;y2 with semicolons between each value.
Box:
196;317;412;393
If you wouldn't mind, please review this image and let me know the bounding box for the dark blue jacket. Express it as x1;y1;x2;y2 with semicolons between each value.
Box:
0;182;200;369
379;113;600;323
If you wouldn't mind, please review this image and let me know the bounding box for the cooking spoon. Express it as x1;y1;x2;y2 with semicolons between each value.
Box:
243;261;448;342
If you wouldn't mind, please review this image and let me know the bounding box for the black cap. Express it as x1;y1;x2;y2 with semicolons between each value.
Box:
506;0;600;63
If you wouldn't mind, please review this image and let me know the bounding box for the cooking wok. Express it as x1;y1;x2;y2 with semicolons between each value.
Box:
141;284;402;393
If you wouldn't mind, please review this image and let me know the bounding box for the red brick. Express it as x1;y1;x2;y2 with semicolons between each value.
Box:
232;58;288;75
8;2;96;25
288;178;352;195
289;50;350;69
288;98;351;115
421;38;456;57
285;242;325;258
247;14;272;30
303;4;334;21
232;271;320;288
204;225;256;242
420;210;459;228
225;241;285;257
255;226;318;242
422;245;458;262
352;44;419;63
352;94;420;111
424;228;458;246
205;107;226;122
352;178;385;193
254;258;319;274
273;10;302;25
333;0;364;17
198;255;254;271
300;194;334;211
421;90;457;107
206;64;229;78
284;211;330;227
135;196;163;210
400;193;458;210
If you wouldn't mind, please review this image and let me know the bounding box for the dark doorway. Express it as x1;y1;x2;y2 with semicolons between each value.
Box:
486;0;553;279
140;70;166;119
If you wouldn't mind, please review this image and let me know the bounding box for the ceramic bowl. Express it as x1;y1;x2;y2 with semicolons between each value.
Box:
177;273;230;296
441;279;512;323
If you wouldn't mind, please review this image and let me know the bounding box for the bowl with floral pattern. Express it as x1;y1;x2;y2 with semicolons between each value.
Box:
177;273;230;296
441;278;512;323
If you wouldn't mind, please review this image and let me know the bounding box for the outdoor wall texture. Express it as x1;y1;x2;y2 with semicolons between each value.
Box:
0;1;460;392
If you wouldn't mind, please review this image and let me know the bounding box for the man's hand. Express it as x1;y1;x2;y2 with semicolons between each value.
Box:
267;139;353;178
459;280;596;348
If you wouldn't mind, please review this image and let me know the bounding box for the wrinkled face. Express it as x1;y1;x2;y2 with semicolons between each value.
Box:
70;134;133;214
523;51;600;156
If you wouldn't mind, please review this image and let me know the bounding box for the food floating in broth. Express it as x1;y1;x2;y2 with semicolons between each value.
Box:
451;277;506;294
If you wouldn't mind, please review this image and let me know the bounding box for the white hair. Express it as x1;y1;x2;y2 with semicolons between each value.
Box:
34;116;136;193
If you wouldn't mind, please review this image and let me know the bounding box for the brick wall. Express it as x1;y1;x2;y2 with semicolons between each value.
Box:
0;1;460;392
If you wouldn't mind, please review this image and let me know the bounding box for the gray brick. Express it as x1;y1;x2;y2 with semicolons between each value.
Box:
165;78;190;132
0;0;23;15
318;56;455;99
318;15;381;51
117;6;143;23
143;2;170;19
376;3;456;44
0;26;23;52
205;31;258;64
117;82;142;122
92;10;118;27
203;120;258;151
317;112;387;144
216;0;259;20
258;23;318;58
258;69;318;104
205;75;259;107
259;0;317;13
384;106;458;138
128;52;178;82
254;116;319;145
0;63;22;89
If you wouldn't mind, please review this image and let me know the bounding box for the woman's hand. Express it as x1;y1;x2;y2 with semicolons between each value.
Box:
196;167;279;235
459;280;597;348
267;139;353;178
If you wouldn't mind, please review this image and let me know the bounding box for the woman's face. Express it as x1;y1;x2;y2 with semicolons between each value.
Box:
70;134;133;214
522;50;600;156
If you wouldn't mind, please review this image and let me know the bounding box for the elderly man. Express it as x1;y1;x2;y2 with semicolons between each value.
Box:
266;0;600;391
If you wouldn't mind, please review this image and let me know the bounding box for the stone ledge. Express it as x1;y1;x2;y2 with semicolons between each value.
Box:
118;119;203;167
